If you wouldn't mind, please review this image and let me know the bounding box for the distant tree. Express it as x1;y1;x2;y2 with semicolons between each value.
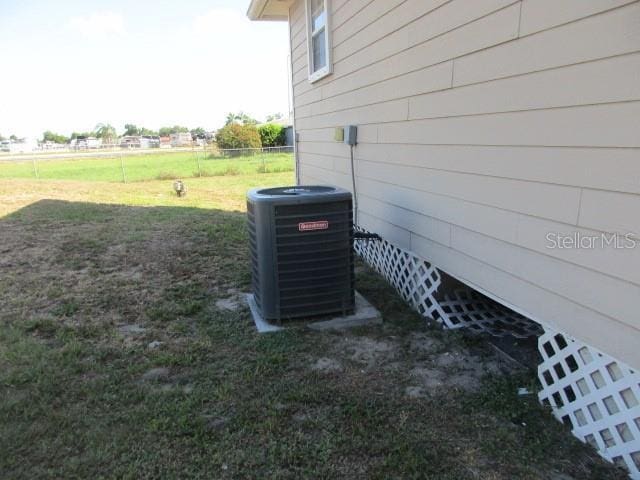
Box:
123;124;140;136
71;131;92;140
94;123;117;143
216;123;261;150
224;112;257;126
9;134;18;141
265;112;284;122
0;133;4;141
42;130;69;144
158;125;189;136
190;127;206;138
140;127;158;136
258;123;285;147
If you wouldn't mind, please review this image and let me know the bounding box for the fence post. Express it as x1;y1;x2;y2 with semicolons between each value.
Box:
120;151;126;183
32;157;39;179
193;145;202;177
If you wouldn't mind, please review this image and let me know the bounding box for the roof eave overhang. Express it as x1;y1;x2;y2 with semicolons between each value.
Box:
247;0;291;21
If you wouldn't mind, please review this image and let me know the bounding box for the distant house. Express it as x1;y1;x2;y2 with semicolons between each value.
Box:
2;138;39;153
170;132;192;147
71;136;101;149
1;140;38;153
159;136;172;148
120;136;140;148
141;135;160;148
192;132;213;147
120;136;160;149
248;1;640;475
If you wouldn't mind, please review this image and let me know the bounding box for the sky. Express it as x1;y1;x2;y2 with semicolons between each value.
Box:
0;0;291;139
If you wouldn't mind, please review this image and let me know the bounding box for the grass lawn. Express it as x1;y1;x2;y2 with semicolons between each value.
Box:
0;174;627;479
0;151;294;183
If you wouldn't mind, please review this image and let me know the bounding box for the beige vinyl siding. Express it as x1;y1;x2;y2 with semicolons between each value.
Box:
379;102;640;147
296;2;522;103
354;160;583;224
331;0;373;32
411;53;640;120
579;190;640;234
453;1;640;85
288;0;640;368
519;0;638;37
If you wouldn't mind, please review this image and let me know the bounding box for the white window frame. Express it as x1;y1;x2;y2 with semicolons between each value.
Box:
305;0;332;83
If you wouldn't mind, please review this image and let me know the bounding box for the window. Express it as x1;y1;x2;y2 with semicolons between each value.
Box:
306;0;332;83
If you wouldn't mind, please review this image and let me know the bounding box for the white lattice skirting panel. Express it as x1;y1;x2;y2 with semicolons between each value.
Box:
355;233;639;477
438;289;542;338
538;327;640;478
354;235;442;319
354;234;540;338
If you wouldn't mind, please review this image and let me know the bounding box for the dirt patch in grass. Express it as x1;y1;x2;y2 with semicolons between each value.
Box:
0;195;628;480
310;357;344;373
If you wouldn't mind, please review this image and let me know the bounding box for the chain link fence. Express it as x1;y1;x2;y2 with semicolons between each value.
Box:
0;146;294;183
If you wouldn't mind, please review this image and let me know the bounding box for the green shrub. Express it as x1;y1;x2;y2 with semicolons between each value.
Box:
215;123;262;150
258;123;286;147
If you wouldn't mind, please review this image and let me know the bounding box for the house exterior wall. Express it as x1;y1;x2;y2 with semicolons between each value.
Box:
170;132;192;147
287;0;640;369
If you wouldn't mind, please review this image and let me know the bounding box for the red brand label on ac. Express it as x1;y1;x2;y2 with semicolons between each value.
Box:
298;221;329;232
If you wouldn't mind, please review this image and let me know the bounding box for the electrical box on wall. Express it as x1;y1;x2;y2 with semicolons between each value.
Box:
344;125;357;146
334;126;358;145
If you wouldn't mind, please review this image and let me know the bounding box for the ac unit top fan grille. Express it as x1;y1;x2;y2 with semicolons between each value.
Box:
247;185;355;321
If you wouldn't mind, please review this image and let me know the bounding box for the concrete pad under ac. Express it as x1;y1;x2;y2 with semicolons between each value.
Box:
245;292;382;333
